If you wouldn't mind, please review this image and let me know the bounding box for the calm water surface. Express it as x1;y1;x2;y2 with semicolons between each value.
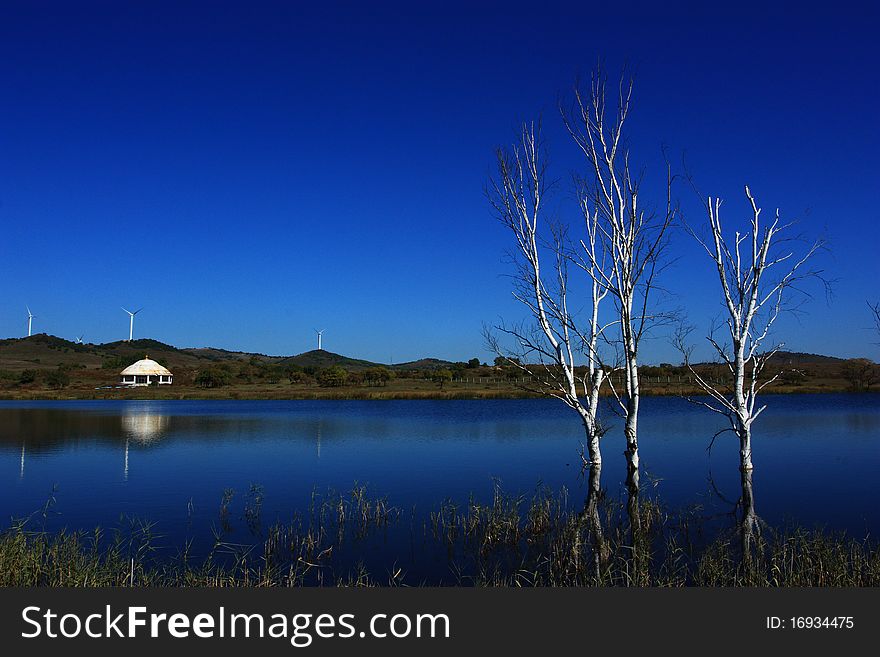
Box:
2;395;878;555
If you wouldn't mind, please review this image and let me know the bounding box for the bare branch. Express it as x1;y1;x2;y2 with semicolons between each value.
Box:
678;185;825;474
486;120;610;465
561;67;677;494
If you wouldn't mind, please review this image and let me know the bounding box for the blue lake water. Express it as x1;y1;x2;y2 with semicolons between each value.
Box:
2;395;878;561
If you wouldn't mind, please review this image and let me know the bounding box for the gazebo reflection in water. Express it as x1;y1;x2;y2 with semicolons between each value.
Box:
121;411;170;480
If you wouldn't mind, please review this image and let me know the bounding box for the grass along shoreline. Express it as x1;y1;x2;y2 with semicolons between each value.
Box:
2;486;878;587
0;380;870;401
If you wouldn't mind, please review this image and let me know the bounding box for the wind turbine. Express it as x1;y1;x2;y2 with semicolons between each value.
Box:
26;306;35;337
314;329;325;351
75;335;84;344
122;307;143;341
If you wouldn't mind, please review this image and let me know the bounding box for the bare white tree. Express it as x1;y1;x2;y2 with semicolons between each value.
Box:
562;71;676;509
487;122;610;466
486;122;610;558
679;186;823;546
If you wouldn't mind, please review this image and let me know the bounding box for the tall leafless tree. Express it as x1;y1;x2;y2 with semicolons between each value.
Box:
677;186;823;553
562;70;676;519
486;121;610;561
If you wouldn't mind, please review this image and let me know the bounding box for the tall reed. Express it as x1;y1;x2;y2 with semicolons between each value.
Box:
2;486;877;587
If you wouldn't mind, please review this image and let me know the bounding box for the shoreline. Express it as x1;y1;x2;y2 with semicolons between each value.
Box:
0;385;873;402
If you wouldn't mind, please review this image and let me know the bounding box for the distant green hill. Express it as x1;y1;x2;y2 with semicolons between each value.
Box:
281;350;381;371
0;334;857;376
181;346;282;363
0;335;219;371
768;351;845;365
280;351;458;372
391;357;456;371
0;335;435;373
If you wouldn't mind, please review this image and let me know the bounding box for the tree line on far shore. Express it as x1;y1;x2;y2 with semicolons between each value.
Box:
2;352;878;392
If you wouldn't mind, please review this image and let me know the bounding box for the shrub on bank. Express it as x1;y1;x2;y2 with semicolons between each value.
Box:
194;367;232;388
317;365;348;387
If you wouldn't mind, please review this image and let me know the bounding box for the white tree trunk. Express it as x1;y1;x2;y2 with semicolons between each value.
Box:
624;381;640;496
562;70;675;534
488;121;609;531
681;186;822;566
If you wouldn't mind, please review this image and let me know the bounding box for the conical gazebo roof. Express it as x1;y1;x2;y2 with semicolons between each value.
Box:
120;356;172;377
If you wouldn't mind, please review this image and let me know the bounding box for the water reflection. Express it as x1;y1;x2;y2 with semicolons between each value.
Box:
120;412;169;481
1;396;878;547
121;412;170;444
0;406;268;452
316;419;322;459
740;466;758;561
583;462;606;577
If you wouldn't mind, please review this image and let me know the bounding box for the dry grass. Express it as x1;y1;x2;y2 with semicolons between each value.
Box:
0;377;864;401
2;487;877;587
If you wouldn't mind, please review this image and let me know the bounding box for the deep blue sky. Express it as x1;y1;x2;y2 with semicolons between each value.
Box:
1;1;877;363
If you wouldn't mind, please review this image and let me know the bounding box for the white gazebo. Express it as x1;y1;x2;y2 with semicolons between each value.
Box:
120;356;173;386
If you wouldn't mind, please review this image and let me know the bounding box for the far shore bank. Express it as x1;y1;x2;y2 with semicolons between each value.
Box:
0;382;873;402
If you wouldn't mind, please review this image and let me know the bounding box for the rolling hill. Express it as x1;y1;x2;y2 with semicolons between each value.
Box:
0;334;872;398
0;334;456;373
281;350;383;371
766;351;845;365
0;335;213;371
0;334;863;378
